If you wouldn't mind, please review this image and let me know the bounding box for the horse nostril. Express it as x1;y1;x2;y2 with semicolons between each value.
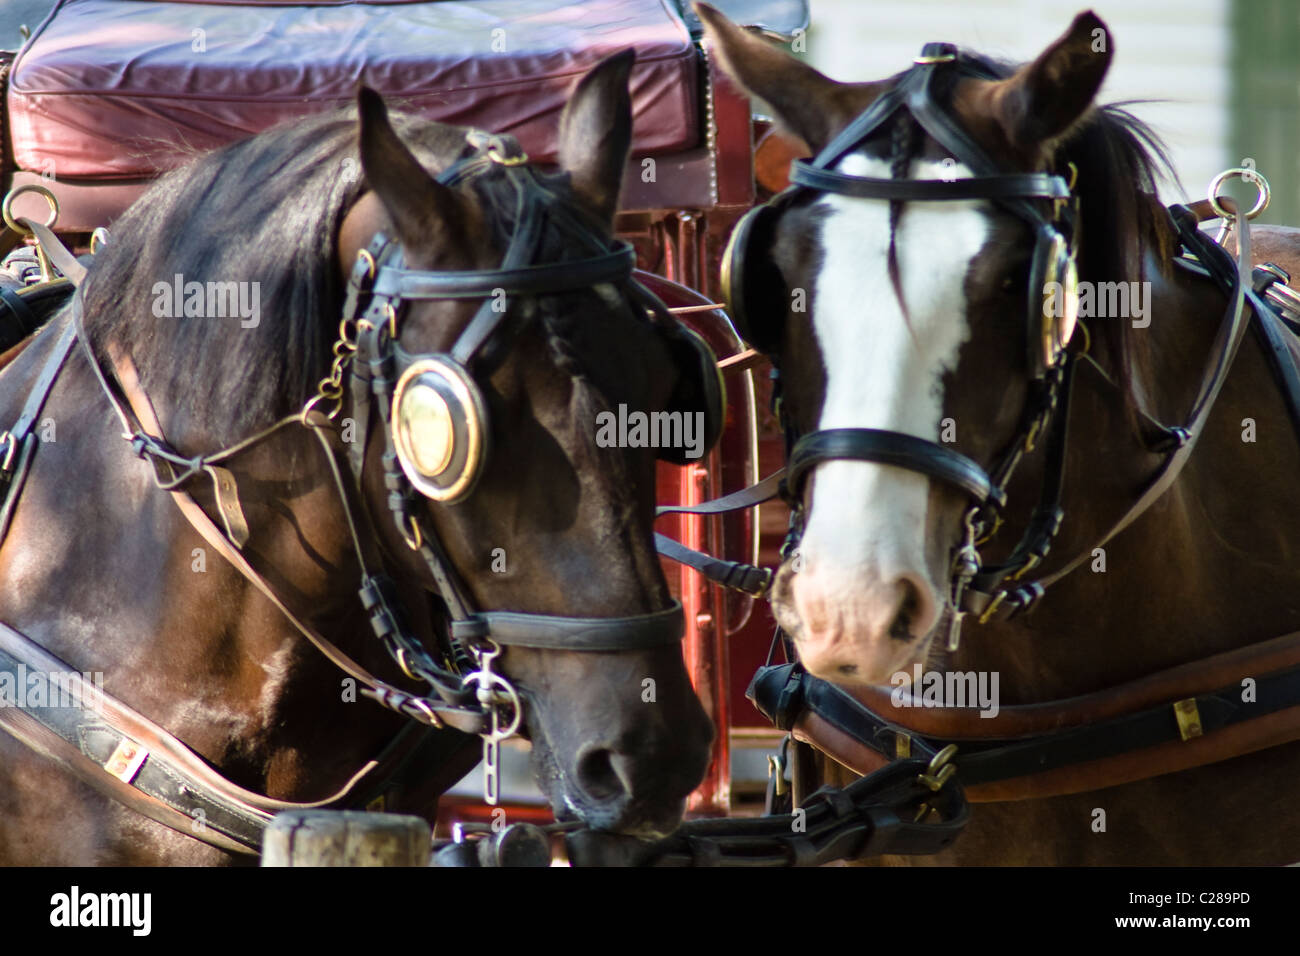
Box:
889;579;922;641
575;747;627;803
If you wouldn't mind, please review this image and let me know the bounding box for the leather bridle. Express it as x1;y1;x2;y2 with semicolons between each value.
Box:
775;44;1082;651
88;130;690;715
0;129;693;852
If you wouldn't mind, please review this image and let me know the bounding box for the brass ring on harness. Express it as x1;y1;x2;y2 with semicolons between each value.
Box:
356;248;377;280
337;317;358;350
486;144;529;167
407;696;443;728
2;183;59;235
383;302;398;338
399;512;423;551
300;392;338;427
396;646;420;682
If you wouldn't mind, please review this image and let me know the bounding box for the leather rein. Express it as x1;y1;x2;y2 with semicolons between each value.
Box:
0;132;689;854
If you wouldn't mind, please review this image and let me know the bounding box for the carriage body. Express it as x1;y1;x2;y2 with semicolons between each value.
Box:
0;0;806;823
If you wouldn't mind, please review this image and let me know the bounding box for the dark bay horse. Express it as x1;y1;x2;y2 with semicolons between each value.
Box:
698;3;1300;863
0;52;713;865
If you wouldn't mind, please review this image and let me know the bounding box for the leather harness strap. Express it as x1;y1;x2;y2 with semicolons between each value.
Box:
0;232;482;855
0;621;437;853
0;134;705;855
0;318;77;543
96;322;490;735
970;205;1254;612
750;633;1300;802
565;752;969;866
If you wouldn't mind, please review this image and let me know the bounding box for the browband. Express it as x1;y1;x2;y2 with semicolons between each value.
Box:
372;244;636;300
802;46;1068;225
789;164;1069;202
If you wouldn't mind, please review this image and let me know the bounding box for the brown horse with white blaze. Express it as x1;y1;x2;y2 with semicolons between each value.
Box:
699;3;1300;863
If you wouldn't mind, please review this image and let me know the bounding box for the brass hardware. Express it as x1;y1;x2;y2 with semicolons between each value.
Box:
408;696;443;728
975;513;1002;546
977;590;1006;625
356;248;377;280
917;763;956;793
1;184;60;281
0;431;16;471
1173;697;1203;741
1009;553;1041;580
766;754;788;797
337;317;358;349
1;183;59;235
104;738;148;783
1075;317;1092;357
1065;161;1079;192
917;743;958;791
1023;418;1042;454
396;647;419;681
305;320;359;420
895;733;911;758
399;512;423;552
913;53;956;64
487;145;530;167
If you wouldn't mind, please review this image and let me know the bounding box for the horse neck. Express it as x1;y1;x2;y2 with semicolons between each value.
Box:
136;419;409;798
960;240;1300;701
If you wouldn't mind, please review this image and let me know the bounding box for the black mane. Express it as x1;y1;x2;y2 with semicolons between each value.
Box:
79;107;468;444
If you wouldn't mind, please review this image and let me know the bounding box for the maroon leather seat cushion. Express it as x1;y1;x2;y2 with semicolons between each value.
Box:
8;0;699;180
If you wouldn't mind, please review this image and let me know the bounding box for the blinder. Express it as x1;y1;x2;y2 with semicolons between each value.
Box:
391;352;490;502
719;195;790;353
362;139;725;506
1030;225;1079;379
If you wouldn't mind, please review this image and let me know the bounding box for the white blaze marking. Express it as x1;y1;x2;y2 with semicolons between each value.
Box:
800;153;990;590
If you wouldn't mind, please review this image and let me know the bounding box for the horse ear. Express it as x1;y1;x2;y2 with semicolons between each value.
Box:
988;11;1112;148
556;49;635;226
694;2;874;153
356;86;471;259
